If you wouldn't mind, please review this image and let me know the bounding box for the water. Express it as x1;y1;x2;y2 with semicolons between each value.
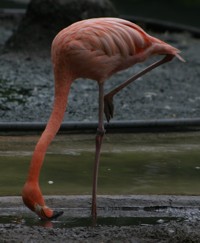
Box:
0;214;181;228
0;132;200;227
0;132;200;196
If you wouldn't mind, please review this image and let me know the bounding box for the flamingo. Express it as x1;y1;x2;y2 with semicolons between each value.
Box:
22;17;184;221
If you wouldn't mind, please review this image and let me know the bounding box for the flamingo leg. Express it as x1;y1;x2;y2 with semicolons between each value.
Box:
91;82;105;222
104;54;174;122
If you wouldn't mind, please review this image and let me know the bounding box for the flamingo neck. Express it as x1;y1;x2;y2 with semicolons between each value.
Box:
27;69;73;182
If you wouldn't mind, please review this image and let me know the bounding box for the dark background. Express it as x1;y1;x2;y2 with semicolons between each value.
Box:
0;0;199;28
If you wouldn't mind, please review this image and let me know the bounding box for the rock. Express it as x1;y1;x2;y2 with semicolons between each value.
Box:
5;0;118;53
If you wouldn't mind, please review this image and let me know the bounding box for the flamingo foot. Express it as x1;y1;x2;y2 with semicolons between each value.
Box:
104;94;114;122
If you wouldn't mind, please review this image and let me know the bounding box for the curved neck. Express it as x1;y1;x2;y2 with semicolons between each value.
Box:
27;68;73;182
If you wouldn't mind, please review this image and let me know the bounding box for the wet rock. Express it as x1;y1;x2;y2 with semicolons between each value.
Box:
5;0;118;53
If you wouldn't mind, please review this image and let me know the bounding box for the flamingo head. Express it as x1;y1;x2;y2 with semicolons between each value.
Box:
22;182;63;220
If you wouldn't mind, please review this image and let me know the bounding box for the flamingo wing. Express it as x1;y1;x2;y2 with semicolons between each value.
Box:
52;18;184;81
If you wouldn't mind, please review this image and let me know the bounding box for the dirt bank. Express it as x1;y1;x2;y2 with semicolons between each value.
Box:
0;195;200;242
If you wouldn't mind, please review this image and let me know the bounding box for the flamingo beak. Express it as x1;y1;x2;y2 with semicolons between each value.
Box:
34;204;64;220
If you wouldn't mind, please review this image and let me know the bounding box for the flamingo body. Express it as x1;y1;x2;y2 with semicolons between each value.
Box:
52;18;182;81
22;18;184;220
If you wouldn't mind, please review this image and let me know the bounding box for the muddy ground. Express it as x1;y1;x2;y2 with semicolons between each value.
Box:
0;12;200;243
0;195;200;242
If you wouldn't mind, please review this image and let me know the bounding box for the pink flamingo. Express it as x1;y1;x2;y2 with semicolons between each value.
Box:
22;17;184;221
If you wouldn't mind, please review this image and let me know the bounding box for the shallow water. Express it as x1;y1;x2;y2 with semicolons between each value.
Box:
0;132;200;196
0;132;200;228
0;214;181;228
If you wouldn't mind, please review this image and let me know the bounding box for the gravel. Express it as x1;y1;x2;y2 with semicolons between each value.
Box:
0;195;200;242
0;15;200;123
